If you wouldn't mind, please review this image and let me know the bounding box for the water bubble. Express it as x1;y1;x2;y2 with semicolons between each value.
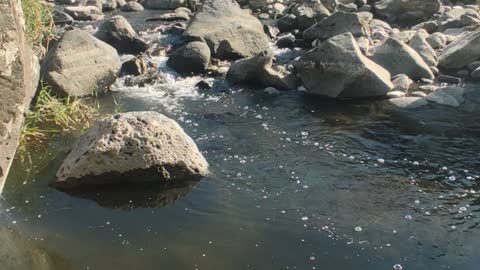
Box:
393;264;403;270
460;207;467;212
404;215;413;220
355;226;362;232
448;176;456;181
377;158;385;164
413;161;420;165
309;256;315;261
301;216;309;221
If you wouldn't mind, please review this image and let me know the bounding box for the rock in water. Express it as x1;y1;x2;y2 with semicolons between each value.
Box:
373;0;441;26
294;32;393;99
41;29;121;97
184;0;269;60
167;41;211;74
370;37;434;80
95;16;148;55
55;111;209;188
142;0;185;9
226;50;296;90
438;31;480;70
303;11;371;42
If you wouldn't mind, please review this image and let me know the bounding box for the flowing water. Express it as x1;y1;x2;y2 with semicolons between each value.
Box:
1;13;480;270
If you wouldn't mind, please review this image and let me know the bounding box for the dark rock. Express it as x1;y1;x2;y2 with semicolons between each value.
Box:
120;57;147;76
95;15;148;54
437;74;461;84
167;41;211;74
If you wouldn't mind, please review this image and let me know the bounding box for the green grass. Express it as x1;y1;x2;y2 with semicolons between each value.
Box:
21;0;55;45
18;82;100;158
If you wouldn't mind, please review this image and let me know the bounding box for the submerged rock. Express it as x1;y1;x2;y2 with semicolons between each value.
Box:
41;29;121;97
226;50;296;90
370;37;434;80
373;0;441;26
142;0;185;9
184;0;269;60
95;15;148;54
55;111;209;188
167;41;211;74
294;32;393;99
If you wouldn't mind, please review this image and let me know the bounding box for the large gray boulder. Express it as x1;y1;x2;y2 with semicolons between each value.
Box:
370;37;434;80
226;50;296;90
0;0;40;192
294;33;393;99
408;30;438;67
373;0;441;26
303;11;371;42
95;16;148;55
41;29;121;97
184;0;269;60
55;111;209;188
438;31;480;69
167;41;211;74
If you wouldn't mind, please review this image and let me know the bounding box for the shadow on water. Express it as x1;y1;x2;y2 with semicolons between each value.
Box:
58;181;199;210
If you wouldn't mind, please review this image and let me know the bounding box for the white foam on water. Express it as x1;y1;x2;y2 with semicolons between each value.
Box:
112;56;219;112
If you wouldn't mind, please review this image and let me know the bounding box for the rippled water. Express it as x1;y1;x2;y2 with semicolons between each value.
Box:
2;12;480;270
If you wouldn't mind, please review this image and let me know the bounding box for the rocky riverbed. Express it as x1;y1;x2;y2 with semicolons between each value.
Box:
1;0;480;269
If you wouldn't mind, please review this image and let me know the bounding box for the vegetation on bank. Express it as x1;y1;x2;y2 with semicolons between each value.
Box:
19;83;100;151
21;0;55;46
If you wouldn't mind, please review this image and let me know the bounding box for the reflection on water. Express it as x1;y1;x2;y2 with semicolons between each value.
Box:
2;74;480;269
60;181;199;210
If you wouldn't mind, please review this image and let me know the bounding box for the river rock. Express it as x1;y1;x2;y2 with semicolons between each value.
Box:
64;6;103;21
120;57;147;76
426;32;447;49
411;20;438;33
294;32;393;99
41;29;121;97
142;0;185;9
95;16;148;54
303;11;371;42
120;1;144;11
438;31;480;69
54;111;209;188
370;37;434;80
408;30;438;67
387;97;429;109
438;8;480;32
226;50;296;90
277;14;297;32
167;41;211;74
184;0;269;60
102;0;117;11
292;4;330;31
425;86;465;107
373;0;441;26
392;74;413;92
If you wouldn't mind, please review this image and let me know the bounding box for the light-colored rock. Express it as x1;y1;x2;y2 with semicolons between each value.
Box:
392;74;413;92
0;0;40;192
411;20;438;33
227;50;296;90
303;11;371;42
438;8;480;32
374;0;441;26
167;41;211;74
95;16;148;54
408;30;438;66
370;37;434;80
411;91;427;97
294;33;393;99
120;1;144;11
387;90;405;98
426;32;447;49
438;31;480;69
387;97;429;109
390;30;416;43
55;111;209;188
184;0;269;60
64;6;103;21
41;29;121;97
